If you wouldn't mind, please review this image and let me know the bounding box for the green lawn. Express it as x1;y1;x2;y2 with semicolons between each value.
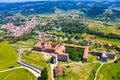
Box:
87;54;98;63
97;60;120;80
22;51;48;69
55;63;100;80
0;68;36;80
0;41;19;70
58;59;74;65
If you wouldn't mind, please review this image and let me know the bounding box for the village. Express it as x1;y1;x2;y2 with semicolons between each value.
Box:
0;8;119;80
14;29;116;80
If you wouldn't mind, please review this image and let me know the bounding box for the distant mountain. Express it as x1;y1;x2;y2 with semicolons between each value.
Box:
0;1;120;21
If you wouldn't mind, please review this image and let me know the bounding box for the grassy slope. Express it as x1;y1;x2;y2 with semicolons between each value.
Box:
0;68;36;80
96;37;120;46
87;20;120;35
97;60;120;80
0;41;19;70
55;63;100;80
22;51;48;69
82;33;120;46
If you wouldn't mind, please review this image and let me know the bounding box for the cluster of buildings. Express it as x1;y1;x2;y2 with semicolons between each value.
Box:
91;49;115;62
35;31;68;41
83;36;96;45
6;16;16;20
33;41;69;62
33;40;89;63
1;17;38;36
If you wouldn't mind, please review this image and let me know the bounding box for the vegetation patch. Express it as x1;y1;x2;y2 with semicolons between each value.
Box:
0;41;19;70
22;51;48;69
0;68;36;80
66;47;84;61
97;60;120;80
15;39;38;48
41;64;52;80
55;63;100;80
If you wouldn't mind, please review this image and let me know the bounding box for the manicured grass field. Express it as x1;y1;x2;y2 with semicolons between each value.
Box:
97;60;120;80
87;54;98;63
0;41;19;70
0;68;36;80
55;63;100;80
22;51;48;69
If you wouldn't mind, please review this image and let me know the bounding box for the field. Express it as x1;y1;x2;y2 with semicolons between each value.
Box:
96;37;120;46
86;20;120;35
22;51;49;69
0;41;19;70
15;39;38;48
87;54;98;63
97;60;120;80
55;63;100;80
0;68;36;80
51;30;65;36
81;33;120;46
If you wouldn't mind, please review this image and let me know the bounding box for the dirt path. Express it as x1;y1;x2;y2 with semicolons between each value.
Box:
94;56;117;80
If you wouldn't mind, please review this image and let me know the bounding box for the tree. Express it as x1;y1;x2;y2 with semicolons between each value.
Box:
41;67;48;80
66;47;84;61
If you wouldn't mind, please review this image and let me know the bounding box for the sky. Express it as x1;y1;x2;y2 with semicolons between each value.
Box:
0;0;42;2
0;0;119;3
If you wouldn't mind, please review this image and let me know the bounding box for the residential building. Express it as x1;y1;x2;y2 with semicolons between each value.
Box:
55;65;63;76
91;49;115;62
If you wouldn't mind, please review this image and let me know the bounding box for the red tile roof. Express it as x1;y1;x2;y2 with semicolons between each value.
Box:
82;47;88;58
55;65;63;75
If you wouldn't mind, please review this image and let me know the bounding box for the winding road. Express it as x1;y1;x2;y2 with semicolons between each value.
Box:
0;66;40;77
17;48;41;78
0;48;41;80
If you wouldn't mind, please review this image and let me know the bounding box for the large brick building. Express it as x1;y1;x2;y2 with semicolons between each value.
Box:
33;41;89;62
33;41;69;62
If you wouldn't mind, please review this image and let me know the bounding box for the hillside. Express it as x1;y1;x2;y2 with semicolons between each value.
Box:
1;1;120;23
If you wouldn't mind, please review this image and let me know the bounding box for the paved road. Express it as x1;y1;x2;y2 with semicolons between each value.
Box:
17;48;41;78
18;61;41;74
0;66;40;77
51;64;55;80
0;66;24;73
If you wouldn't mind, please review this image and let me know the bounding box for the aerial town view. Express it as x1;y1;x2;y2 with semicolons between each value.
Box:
0;0;120;80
